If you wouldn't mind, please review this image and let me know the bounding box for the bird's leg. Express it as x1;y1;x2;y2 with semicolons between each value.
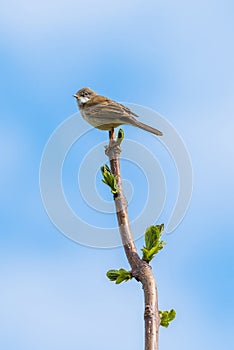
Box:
109;127;115;142
106;127;119;155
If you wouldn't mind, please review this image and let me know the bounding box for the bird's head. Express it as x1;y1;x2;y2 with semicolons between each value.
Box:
73;87;96;106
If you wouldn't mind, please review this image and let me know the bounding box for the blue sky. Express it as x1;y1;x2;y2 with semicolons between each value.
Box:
1;0;234;349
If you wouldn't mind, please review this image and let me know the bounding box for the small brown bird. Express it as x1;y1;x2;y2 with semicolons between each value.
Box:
73;87;163;136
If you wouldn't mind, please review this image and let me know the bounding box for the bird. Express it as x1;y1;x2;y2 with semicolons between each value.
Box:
73;87;163;136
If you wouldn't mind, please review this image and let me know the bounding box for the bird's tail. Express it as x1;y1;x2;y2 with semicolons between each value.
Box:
132;120;163;136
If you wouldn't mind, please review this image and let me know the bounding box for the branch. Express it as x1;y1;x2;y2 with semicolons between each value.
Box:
105;128;160;350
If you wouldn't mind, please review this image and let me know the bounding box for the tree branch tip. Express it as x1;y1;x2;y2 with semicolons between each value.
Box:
103;129;161;348
105;141;121;157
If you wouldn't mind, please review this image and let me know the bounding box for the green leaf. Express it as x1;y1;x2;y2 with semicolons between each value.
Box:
106;270;120;281
115;275;127;284
117;128;124;145
101;164;119;195
141;224;166;262
106;268;132;284
159;309;176;327
145;224;164;250
100;164;111;174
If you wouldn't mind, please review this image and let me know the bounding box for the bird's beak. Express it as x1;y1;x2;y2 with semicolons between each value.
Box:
73;94;78;98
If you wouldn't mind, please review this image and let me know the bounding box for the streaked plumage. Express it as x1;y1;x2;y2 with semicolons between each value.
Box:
73;87;163;136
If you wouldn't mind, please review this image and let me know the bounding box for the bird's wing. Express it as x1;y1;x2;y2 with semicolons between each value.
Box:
84;97;140;123
117;102;140;118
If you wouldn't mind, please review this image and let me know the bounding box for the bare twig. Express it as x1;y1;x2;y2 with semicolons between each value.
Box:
105;130;160;350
